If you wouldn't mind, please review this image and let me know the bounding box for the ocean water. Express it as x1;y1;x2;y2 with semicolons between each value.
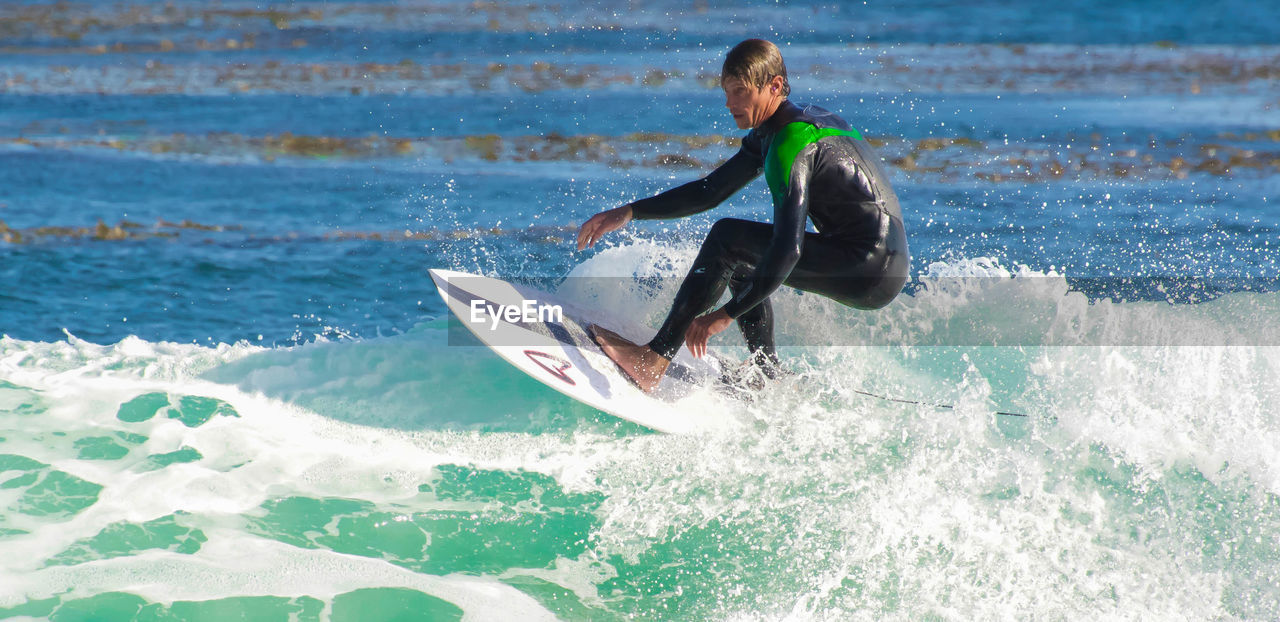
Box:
3;1;1280;619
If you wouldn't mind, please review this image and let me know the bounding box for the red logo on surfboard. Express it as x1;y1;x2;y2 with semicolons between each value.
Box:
523;350;576;385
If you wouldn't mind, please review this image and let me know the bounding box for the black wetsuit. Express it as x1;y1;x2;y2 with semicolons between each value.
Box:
627;100;909;364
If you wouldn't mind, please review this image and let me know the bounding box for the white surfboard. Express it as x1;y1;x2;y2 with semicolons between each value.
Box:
428;268;740;434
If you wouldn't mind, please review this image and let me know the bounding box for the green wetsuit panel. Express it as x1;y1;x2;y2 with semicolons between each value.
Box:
764;122;864;205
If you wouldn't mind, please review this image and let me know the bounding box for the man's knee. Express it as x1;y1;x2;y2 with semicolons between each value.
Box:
706;218;751;243
700;218;754;259
694;218;738;263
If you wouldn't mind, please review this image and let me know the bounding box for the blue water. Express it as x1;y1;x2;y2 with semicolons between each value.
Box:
2;1;1280;619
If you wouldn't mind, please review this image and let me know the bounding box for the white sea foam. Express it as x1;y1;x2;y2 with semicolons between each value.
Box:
6;535;557;621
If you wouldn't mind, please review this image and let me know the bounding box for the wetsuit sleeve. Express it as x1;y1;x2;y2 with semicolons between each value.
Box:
628;133;763;220
721;141;816;318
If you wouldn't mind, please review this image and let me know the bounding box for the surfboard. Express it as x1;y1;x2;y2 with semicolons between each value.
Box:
428;268;740;434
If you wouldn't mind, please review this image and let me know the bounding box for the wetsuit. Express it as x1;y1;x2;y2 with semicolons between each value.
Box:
627;100;909;365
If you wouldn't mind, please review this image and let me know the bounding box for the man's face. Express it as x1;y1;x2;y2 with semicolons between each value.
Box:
722;77;777;130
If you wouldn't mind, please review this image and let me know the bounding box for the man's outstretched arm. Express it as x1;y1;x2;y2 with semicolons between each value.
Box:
628;145;763;220
577;136;763;249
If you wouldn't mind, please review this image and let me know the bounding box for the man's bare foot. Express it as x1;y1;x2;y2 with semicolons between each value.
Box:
588;324;670;393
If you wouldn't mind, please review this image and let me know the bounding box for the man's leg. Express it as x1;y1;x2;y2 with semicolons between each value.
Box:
647;215;908;365
729;274;782;374
595;214;908;391
593;218;769;393
647;218;772;359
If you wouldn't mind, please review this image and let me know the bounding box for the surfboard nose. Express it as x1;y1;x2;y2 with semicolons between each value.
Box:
428;268;451;290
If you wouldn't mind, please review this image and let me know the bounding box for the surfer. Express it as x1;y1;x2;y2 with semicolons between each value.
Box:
576;38;909;393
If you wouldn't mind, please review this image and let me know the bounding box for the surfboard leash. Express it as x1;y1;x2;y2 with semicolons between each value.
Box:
849;388;1030;418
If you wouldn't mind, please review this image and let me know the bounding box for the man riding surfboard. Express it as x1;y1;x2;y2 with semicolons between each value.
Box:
577;38;909;393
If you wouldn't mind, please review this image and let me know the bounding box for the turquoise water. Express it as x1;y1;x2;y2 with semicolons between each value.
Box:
3;1;1280;619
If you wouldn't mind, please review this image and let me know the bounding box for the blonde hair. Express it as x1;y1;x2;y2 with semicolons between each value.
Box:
721;39;790;96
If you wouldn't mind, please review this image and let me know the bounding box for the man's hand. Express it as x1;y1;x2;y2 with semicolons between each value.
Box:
685;308;733;359
576;205;633;251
